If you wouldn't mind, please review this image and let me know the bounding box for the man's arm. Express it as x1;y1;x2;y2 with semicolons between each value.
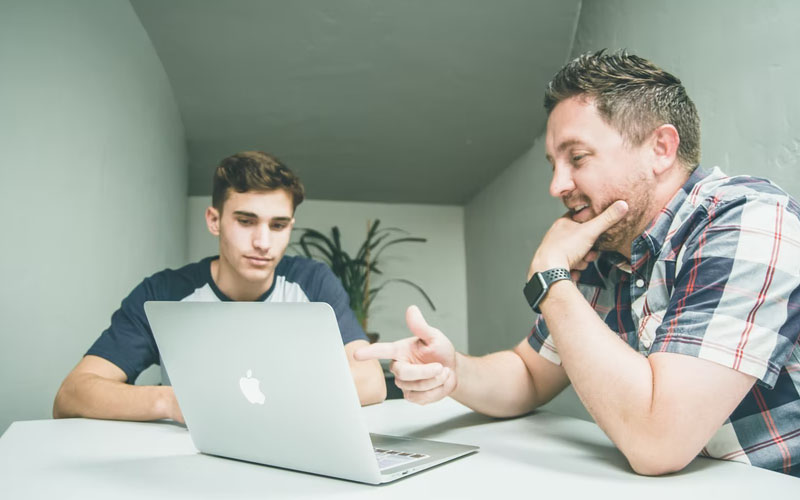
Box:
355;306;570;416
446;340;570;417
529;200;759;475
344;340;386;406
53;355;183;423
540;281;755;475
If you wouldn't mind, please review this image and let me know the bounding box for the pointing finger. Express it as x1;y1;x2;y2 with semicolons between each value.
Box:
354;341;400;361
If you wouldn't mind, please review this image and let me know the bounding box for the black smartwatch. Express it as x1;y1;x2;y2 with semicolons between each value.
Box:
523;268;571;314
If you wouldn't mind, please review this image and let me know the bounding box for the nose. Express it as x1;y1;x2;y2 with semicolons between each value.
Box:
549;164;575;198
252;223;272;251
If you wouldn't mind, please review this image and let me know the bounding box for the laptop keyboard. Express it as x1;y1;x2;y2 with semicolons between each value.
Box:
374;447;429;470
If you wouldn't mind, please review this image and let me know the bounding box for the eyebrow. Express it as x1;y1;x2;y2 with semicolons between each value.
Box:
232;211;292;222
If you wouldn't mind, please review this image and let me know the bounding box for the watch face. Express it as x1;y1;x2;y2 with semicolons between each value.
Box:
523;273;547;309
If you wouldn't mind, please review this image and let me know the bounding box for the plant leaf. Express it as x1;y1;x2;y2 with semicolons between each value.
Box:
373;237;427;262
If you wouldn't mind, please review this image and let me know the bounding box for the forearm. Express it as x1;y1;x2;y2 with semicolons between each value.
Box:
451;350;540;418
540;281;664;465
350;359;387;406
53;372;177;422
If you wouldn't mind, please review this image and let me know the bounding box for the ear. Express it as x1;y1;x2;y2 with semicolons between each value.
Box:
650;124;680;176
205;206;221;236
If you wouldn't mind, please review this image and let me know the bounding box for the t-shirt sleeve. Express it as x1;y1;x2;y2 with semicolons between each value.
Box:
85;278;160;383
308;263;368;345
650;197;800;389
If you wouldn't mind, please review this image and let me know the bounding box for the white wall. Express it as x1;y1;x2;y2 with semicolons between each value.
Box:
464;0;800;421
188;197;469;352
0;0;187;433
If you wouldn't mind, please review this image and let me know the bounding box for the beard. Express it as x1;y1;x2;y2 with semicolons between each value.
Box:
591;172;654;254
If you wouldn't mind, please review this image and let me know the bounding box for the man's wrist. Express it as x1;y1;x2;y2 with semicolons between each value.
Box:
152;386;177;420
451;352;467;397
530;255;569;278
524;267;571;313
536;278;573;312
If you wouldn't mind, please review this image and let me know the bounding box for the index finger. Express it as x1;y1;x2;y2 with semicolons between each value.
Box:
585;200;628;237
354;341;400;361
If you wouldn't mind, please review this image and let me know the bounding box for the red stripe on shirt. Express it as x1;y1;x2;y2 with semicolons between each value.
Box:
734;204;783;370
751;384;792;473
662;202;710;350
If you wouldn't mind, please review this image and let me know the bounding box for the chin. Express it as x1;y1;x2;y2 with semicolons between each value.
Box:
239;266;274;282
596;231;626;253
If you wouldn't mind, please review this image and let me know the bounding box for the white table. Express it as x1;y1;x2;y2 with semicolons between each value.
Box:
0;399;795;498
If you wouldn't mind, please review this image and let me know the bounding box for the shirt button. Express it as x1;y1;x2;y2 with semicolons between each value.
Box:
635;279;645;288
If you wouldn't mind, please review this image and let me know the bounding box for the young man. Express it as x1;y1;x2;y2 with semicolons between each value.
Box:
357;51;800;476
54;151;386;423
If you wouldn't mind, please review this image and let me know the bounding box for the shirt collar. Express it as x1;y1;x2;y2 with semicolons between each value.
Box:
631;166;711;269
589;166;711;278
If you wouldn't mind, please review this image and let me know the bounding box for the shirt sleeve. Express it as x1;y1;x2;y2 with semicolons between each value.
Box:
85;278;160;384
307;262;369;345
650;196;800;389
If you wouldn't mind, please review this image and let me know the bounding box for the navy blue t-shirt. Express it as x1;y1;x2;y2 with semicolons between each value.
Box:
87;255;367;383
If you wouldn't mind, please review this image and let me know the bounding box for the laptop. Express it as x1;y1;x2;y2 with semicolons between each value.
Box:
144;301;478;484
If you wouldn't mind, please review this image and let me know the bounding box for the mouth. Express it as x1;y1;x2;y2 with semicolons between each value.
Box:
569;203;591;220
245;256;274;266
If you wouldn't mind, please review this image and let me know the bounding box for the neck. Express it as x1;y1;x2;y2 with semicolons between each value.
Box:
210;259;274;301
618;166;691;260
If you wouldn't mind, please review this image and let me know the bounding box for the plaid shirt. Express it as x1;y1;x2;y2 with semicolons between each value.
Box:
528;167;800;476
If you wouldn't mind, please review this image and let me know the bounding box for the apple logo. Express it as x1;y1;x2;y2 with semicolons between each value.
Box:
239;369;266;405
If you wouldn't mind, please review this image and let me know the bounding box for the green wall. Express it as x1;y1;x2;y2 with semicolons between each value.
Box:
465;0;800;420
573;0;800;196
0;0;187;433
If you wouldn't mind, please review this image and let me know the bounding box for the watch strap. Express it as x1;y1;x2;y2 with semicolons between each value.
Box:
540;268;571;286
524;268;571;314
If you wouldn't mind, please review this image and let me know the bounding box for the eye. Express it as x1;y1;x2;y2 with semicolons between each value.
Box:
237;218;254;226
270;222;289;231
571;154;586;163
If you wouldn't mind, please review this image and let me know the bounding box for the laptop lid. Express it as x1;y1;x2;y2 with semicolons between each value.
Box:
144;301;477;484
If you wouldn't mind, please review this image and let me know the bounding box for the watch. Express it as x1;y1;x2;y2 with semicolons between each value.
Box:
523;268;571;314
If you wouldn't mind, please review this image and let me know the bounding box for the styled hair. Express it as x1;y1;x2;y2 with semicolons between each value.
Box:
544;49;701;170
211;151;305;212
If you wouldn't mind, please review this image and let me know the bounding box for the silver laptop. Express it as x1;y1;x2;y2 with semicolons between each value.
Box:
144;301;478;484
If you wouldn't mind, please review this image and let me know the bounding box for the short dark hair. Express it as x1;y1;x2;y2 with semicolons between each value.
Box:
211;151;305;212
544;50;701;170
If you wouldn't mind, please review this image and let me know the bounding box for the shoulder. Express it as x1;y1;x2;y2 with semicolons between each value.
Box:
273;254;346;302
680;168;799;219
276;254;335;282
138;256;216;301
665;168;800;253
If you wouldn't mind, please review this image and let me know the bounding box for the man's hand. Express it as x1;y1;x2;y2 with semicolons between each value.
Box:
354;305;457;405
528;200;628;281
158;387;185;424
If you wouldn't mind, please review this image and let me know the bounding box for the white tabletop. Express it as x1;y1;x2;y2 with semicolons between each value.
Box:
0;399;795;498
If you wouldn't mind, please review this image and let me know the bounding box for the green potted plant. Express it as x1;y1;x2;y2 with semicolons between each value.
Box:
292;219;436;342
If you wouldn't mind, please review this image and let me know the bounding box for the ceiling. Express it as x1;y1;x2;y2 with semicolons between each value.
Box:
130;0;581;204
